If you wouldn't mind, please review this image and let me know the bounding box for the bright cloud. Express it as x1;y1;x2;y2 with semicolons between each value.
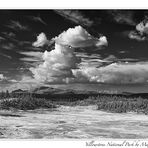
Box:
129;18;148;41
136;19;148;34
30;25;148;85
55;26;108;48
73;62;148;84
32;32;49;47
30;43;80;83
128;31;146;41
0;74;7;81
30;26;108;83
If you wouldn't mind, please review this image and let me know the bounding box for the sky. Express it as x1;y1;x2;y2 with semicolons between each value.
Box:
1;10;148;92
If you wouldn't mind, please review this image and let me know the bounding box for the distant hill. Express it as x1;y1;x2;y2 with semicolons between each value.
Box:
32;86;64;94
10;86;148;101
31;85;99;95
12;89;27;93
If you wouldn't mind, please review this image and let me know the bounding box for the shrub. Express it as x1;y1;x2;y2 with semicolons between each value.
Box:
96;95;148;114
0;97;57;110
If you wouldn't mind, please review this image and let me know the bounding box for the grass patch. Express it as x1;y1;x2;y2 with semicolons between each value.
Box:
62;95;148;114
0;97;57;110
1;93;148;114
95;95;148;114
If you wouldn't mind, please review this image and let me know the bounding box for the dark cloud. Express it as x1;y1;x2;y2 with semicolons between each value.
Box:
107;10;136;26
0;53;12;59
2;32;16;38
5;20;30;31
0;36;6;41
54;10;94;27
1;42;16;50
26;15;47;26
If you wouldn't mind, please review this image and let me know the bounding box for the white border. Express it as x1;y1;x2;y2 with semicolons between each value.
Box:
0;0;147;9
1;0;148;148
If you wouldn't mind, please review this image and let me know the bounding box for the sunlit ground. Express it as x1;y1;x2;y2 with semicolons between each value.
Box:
1;105;148;139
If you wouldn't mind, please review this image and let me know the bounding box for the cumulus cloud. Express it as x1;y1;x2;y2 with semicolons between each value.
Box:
0;74;7;81
30;43;80;83
128;18;148;41
32;26;107;49
32;33;49;47
30;26;108;83
128;31;146;41
136;18;148;34
55;26;108;48
28;25;148;85
73;62;148;84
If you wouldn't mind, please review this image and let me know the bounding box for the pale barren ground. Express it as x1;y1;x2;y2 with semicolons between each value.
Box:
0;105;148;139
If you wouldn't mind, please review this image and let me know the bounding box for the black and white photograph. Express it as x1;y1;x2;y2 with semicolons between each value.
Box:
1;8;148;142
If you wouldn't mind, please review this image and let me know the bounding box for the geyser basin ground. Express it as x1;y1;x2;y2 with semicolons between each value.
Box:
1;105;148;139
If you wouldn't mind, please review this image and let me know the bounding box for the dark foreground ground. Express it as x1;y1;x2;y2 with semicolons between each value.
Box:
1;105;148;139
